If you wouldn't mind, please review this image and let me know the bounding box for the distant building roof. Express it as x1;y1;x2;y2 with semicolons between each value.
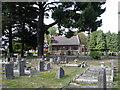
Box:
51;36;80;45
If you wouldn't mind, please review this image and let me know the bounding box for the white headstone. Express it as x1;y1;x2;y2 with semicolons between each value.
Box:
50;58;53;62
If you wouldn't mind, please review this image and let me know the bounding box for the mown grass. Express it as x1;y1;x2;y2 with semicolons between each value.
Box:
112;67;119;89
2;66;86;88
2;57;118;88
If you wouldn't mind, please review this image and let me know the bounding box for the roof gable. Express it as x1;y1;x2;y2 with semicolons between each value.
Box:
51;36;80;45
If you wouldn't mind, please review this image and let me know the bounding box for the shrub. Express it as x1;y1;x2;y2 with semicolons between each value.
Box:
90;51;101;59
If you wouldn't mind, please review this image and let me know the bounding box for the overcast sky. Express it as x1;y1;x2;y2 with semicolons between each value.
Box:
98;0;119;33
44;1;120;34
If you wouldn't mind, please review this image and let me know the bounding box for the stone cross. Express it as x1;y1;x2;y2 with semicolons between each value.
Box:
18;60;25;76
5;63;14;79
38;61;44;71
98;67;106;89
55;67;65;79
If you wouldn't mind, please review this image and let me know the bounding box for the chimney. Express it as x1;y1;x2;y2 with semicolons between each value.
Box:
51;37;55;43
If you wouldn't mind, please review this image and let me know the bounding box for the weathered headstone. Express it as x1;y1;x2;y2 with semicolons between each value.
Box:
38;61;44;71
74;59;78;64
111;60;114;70
17;55;21;61
5;63;14;79
101;62;105;68
42;55;44;60
98;67;106;89
54;55;57;61
18;60;25;76
65;57;68;63
111;60;114;78
6;57;10;62
57;57;61;63
49;58;53;62
44;63;51;70
12;57;16;62
55;67;65;79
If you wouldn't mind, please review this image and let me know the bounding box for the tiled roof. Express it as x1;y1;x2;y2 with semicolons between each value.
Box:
51;36;80;45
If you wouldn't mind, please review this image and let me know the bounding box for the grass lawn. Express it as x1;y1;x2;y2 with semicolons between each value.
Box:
2;57;119;88
2;67;86;88
112;60;119;89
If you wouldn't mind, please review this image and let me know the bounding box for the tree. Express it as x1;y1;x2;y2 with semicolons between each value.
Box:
2;2;106;57
87;30;118;52
105;31;112;51
2;3;15;56
28;2;106;57
105;31;118;52
77;32;87;46
48;26;58;36
118;31;120;51
110;33;118;51
2;2;38;57
96;30;106;51
87;31;97;51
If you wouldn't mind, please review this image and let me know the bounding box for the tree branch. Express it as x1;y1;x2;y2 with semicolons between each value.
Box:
43;2;59;10
45;7;56;12
42;2;46;6
44;21;57;31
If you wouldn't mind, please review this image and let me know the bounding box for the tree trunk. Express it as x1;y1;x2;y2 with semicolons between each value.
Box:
21;22;25;57
21;38;24;57
37;30;44;57
8;26;13;57
37;3;44;57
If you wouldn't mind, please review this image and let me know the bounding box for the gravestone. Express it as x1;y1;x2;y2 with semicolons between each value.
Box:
57;57;61;63
38;61;44;71
5;63;14;79
111;60;114;70
55;67;65;79
54;55;57;61
18;60;25;76
74;59;78;64
101;62;105;68
17;55;21;61
6;57;10;62
11;57;16;62
49;58;53;62
42;55;44;60
98;67;106;89
44;63;51;70
65;57;68;63
111;60;114;78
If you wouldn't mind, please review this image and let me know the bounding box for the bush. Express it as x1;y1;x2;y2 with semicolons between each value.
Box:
90;51;101;59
